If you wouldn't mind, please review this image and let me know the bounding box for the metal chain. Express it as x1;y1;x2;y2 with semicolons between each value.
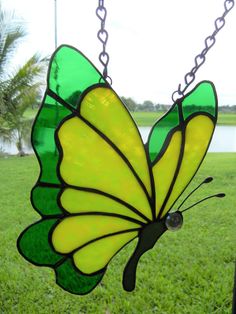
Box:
96;0;112;84
172;0;235;102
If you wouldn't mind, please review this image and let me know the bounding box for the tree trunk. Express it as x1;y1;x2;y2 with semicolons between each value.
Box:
16;137;25;157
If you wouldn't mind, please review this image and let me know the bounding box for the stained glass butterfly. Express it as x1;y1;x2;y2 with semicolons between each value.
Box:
17;45;219;295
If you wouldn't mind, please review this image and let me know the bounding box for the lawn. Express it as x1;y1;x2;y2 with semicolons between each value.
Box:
131;112;236;127
131;112;165;126
217;113;236;126
0;153;235;313
24;108;236;127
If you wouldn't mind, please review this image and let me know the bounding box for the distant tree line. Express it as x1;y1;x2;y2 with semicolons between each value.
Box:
219;105;236;113
120;96;236;113
120;97;171;112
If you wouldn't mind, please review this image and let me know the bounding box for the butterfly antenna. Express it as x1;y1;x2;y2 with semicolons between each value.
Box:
181;193;225;213
177;177;213;210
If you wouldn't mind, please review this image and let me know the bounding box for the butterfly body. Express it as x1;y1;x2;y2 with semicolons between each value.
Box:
17;45;218;295
123;218;167;291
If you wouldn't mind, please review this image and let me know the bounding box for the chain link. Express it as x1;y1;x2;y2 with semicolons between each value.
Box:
96;0;112;84
172;0;235;102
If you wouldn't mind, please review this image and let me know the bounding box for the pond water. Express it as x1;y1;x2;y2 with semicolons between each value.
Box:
1;125;236;155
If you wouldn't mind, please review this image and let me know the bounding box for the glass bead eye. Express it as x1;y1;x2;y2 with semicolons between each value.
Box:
165;212;183;231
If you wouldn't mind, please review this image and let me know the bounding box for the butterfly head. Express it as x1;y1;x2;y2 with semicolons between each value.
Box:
165;211;183;231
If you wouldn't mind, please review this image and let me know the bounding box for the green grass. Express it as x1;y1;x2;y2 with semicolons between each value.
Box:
217;113;236;125
131;111;165;126
24;108;236;126
131;112;236;126
0;153;235;313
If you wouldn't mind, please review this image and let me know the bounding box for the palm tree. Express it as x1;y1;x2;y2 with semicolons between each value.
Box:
0;2;44;155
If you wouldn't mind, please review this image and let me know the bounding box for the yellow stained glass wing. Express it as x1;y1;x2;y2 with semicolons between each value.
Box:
152;130;182;217
60;188;148;223
51;214;140;255
148;81;217;218
161;115;214;216
73;231;138;274
80;86;152;196
18;42;219;296
58;114;152;220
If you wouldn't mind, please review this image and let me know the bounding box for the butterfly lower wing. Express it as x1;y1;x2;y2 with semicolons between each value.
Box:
17;218;105;295
51;213;141;276
72;231;138;274
55;258;105;295
147;81;217;218
18;219;62;266
52;215;140;274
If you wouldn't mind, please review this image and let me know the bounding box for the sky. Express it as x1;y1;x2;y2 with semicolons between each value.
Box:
2;0;236;105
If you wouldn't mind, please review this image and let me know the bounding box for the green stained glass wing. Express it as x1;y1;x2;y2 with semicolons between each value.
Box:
48;45;105;108
18;45;108;295
182;81;217;119
32;44;107;210
18;42;218;295
31;185;62;216
148;106;179;162
55;259;105;295
33;94;70;184
33;45;105;186
148;81;217;218
17;219;105;295
147;81;217;163
17;219;63;266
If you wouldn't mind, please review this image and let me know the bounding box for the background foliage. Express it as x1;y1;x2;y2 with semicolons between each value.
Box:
0;1;44;155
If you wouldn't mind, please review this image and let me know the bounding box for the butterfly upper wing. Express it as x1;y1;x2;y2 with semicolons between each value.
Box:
148;81;217;218
33;45;105;184
30;45;106;216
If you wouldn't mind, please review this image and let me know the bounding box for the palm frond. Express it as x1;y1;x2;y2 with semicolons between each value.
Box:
0;5;26;76
0;3;45;155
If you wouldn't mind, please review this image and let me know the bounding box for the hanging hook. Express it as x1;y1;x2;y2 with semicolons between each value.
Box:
172;84;184;102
